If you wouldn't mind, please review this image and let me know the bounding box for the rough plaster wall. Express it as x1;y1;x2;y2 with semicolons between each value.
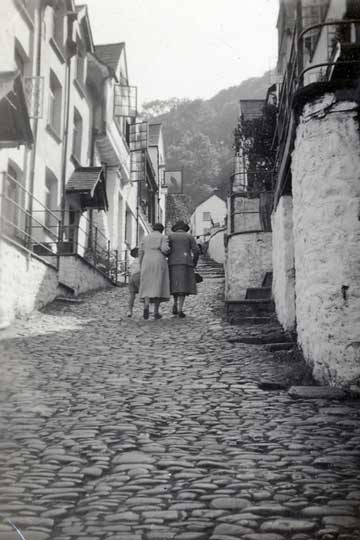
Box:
272;196;296;331
0;239;58;326
292;94;360;385
208;230;225;264
59;256;112;296
225;232;272;301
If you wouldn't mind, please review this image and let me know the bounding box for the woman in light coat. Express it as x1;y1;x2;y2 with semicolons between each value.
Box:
139;223;170;320
168;220;199;318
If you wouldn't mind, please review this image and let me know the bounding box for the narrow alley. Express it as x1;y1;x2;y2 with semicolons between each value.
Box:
0;265;360;540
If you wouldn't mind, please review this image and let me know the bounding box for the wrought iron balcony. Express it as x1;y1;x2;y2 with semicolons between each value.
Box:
274;17;360;204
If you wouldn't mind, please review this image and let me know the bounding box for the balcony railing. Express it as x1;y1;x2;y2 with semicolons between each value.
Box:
274;18;360;196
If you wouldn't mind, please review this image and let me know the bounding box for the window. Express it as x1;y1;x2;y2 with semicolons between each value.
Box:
48;70;62;137
72;108;83;163
203;211;211;221
44;169;58;232
50;7;64;50
125;207;133;245
3;163;25;241
75;38;85;86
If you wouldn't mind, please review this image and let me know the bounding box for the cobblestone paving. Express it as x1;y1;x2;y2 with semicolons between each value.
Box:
0;269;360;540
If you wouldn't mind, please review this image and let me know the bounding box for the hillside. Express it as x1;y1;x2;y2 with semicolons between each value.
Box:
142;71;271;207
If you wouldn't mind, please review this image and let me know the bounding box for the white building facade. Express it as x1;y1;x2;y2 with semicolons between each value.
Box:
190;194;226;241
0;0;166;326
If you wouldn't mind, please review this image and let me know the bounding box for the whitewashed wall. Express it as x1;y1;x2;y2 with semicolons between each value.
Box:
0;239;58;327
59;255;112;295
208;228;225;264
225;232;272;300
271;195;296;331
292;93;360;386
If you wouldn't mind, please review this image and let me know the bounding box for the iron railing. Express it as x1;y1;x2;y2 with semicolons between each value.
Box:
274;18;360;196
0;172;123;283
0;171;61;269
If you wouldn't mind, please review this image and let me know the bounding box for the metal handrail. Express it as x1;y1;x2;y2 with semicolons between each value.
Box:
273;17;360;194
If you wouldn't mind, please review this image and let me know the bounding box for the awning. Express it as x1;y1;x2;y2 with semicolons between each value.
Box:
0;71;33;148
66;166;108;211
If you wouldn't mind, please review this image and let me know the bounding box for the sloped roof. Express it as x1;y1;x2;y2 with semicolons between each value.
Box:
240;99;265;122
195;192;226;209
94;43;125;73
149;123;161;146
66;167;103;194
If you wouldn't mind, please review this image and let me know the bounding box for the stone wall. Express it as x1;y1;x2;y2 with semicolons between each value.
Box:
225;232;272;300
0;239;59;327
292;93;360;385
59;255;113;296
271;195;296;331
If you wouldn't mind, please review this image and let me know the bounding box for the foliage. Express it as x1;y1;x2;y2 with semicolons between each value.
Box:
142;72;271;207
234;103;277;192
166;194;193;229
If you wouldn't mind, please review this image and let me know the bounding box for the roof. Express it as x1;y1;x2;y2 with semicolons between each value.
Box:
239;99;265;122
94;43;125;74
194;192;226;209
66;167;103;194
66;167;108;210
148;123;161;146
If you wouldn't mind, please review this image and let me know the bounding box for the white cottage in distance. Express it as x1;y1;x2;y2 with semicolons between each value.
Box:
190;193;226;241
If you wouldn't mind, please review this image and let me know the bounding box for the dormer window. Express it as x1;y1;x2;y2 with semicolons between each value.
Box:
75;38;85;86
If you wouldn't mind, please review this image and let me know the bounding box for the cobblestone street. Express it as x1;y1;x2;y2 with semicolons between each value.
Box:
0;267;360;540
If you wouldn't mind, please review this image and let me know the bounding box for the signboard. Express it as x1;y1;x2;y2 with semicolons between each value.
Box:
129;122;148;151
163;170;183;194
130;150;145;183
114;85;137;118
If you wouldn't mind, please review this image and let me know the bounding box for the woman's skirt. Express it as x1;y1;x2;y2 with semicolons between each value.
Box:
139;251;170;302
169;264;197;295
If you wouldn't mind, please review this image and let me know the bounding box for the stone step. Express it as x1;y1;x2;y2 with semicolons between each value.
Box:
227;333;294;345
245;287;272;300
228;316;274;325
265;342;295;352
226;299;275;315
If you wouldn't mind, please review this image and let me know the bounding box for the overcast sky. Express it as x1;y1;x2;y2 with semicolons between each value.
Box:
81;0;279;105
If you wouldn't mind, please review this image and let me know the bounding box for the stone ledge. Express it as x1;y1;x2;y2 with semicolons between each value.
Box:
288;386;348;400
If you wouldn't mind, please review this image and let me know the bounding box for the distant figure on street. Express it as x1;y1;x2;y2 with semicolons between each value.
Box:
196;236;203;255
139;223;170;320
168;221;199;318
127;247;140;318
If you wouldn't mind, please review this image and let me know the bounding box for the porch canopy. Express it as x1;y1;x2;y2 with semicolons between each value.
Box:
0;71;33;148
66;166;108;211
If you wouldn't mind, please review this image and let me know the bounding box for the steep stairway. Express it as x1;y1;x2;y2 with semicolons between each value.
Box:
196;254;225;279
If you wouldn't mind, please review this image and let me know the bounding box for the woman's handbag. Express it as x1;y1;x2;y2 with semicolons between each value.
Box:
195;272;203;283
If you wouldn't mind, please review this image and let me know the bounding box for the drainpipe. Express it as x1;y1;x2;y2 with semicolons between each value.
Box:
26;0;57;247
60;8;77;238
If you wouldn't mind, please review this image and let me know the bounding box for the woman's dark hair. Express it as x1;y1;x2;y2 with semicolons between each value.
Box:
130;247;139;258
153;222;164;233
172;220;190;232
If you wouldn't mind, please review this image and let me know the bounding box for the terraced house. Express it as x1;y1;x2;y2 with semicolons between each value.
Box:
226;0;360;387
0;0;167;327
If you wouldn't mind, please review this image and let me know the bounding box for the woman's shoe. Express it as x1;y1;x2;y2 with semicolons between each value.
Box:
154;313;162;320
178;311;186;318
143;307;149;320
172;305;178;315
127;311;132;318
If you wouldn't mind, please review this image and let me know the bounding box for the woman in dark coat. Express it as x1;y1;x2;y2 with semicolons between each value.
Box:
168;221;199;318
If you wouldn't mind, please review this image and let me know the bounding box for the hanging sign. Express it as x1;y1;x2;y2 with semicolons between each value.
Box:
163;170;183;194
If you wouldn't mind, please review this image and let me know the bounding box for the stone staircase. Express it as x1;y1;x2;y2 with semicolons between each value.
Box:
226;272;276;325
196;254;225;280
